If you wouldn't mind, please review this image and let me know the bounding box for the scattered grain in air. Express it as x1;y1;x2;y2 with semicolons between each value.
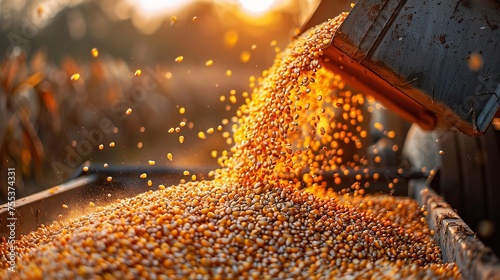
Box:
37;6;44;17
170;16;177;26
109;142;115;148
198;131;206;139
134;69;142;76
103;163;108;168
158;184;165;190
351;2;355;8
126;108;132;115
226;70;232;77
58;214;63;219
191;175;197;181
137;142;143;149
91;48;99;58
179;107;186;114
217;125;223;131
468;53;483;71
240;51;251;63
206;127;214;134
229;95;237;104
62;204;68;209
192;16;198;22
387;130;396;139
165;72;173;79
179;136;184;144
88;202;95;207
439;150;445;155
168;128;175;133
251;44;257;50
113;127;119;133
98;144;104;150
183;170;190;176
106;177;112;182
205;60;213;66
83;166;89;172
148;160;156;166
180;121;186;127
140;127;145;133
374;122;383;131
224;30;238;48
140;173;147;179
175;56;184;63
211;150;218;158
270;39;277;46
70;73;80;81
167;153;173;161
175;127;181;133
148;180;153;187
107;194;111;198
220;95;226;102
334;177;342;185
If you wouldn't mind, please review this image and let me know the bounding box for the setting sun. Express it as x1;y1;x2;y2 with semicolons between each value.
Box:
127;0;190;17
238;0;275;14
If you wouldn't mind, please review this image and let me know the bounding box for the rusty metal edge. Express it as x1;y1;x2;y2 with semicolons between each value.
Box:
0;164;216;238
411;179;500;280
0;175;100;238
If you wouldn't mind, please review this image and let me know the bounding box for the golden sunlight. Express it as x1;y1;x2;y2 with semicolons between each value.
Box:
238;0;275;14
127;0;190;17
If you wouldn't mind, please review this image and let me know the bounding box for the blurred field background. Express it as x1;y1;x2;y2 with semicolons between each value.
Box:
0;0;398;203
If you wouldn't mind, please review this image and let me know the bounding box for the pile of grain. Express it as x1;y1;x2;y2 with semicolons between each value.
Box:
0;13;461;279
